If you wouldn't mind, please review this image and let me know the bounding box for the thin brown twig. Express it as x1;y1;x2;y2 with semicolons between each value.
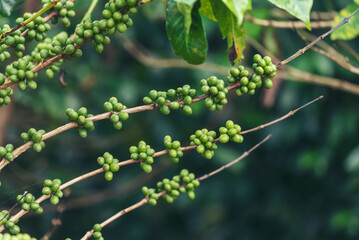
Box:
282;67;359;94
245;15;333;29
240;96;323;135
81;134;271;239
338;41;359;62
197;134;272;181
296;31;359;75
0;0;145;90
0;96;322;231
276;7;359;67
0;77;235;170
122;34;359;96
0;191;27;223
246;36;359;95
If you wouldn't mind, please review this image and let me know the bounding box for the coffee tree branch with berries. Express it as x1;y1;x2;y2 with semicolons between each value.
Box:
0;0;358;239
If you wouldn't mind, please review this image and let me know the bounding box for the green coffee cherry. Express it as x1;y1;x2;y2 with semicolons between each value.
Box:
219;120;244;144
104;97;129;130
201;77;228;111
0;233;35;239
21;128;46;152
41;178;63;205
190;128;217;159
0;144;14;162
97;152;120;181
17;192;43;215
143;85;196;115
66;107;95;137
143;169;200;206
163;135;183;164
130;141;155;173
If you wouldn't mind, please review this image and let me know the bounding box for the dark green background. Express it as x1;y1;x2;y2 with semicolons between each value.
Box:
1;0;359;239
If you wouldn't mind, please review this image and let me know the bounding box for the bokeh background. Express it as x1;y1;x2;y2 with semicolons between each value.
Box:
1;0;359;239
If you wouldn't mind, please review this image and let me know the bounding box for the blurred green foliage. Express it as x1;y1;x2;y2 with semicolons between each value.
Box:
1;0;359;239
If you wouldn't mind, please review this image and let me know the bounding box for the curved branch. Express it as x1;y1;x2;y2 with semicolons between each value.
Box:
81;135;272;240
245;36;359;95
0;96;322;231
0;0;145;90
297;31;359;75
277;7;359;67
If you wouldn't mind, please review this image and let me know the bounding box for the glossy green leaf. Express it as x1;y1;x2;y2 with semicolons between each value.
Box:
331;4;359;40
267;0;313;30
0;0;24;17
210;0;246;64
166;0;208;64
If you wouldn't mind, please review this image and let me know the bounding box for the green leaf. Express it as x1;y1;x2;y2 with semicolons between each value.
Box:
0;0;24;17
221;0;251;25
209;0;246;64
166;0;208;64
331;4;359;40
267;0;313;30
228;20;246;65
355;0;359;5
175;0;197;34
199;0;217;21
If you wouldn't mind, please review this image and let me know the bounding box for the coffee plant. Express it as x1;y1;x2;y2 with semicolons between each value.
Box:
0;0;358;239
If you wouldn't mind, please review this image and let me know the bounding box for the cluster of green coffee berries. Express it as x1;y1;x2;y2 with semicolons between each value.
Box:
41;179;63;205
74;18;111;54
143;169;200;206
66;107;95;138
0;233;35;240
5;56;38;89
201;77;228;111
75;0;139;55
129;141;155;173
218;120;243;144
159;169;199;202
0;87;13;107
227;54;277;96
20;128;46;152
252;54;277;78
0;44;11;62
97;152;120;181
0;144;14;162
17;193;43;214
0;24;24;59
143;85;196;115
0;210;20;235
103;97;129;130
190;129;218;159
31;38;53;62
16;13;51;42
163;135;183;164
102;0;137;31
92;224;104;240
45;0;76;27
50;32;77;56
141;186;159;206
